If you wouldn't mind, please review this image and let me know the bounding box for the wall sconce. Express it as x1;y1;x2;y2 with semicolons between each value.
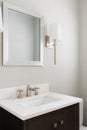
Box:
45;23;61;64
0;6;3;32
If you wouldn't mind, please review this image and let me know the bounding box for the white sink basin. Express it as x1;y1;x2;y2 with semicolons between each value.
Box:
14;95;62;108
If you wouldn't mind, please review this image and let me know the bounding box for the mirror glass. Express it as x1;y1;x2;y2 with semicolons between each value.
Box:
3;2;43;66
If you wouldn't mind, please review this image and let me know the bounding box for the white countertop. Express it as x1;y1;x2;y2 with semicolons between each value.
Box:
0;92;83;121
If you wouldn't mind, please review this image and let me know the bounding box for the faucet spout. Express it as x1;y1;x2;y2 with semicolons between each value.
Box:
26;84;40;97
26;84;31;97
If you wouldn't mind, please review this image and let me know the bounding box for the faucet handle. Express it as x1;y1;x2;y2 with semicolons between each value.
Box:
17;89;24;98
33;87;40;95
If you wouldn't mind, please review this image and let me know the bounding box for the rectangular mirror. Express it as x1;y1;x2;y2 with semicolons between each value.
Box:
3;2;44;66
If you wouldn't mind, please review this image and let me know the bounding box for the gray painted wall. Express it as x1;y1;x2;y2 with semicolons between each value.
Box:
79;0;87;125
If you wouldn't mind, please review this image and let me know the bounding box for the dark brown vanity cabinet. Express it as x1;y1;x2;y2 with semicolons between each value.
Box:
0;103;79;130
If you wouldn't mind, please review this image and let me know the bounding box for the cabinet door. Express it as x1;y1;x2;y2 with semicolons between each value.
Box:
26;107;68;130
26;110;68;130
68;104;79;130
26;104;79;130
0;107;25;130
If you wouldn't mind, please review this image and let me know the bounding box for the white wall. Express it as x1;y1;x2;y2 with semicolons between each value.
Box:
79;0;87;125
0;0;79;96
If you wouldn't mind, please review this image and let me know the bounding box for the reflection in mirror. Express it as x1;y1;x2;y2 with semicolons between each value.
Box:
8;9;40;62
3;2;43;66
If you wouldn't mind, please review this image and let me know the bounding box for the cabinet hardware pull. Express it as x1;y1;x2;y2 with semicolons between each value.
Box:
60;120;64;125
53;122;58;128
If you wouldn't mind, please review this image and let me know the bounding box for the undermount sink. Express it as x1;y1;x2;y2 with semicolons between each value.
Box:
14;94;62;108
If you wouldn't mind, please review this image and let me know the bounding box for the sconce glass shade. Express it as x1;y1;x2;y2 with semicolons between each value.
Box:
45;24;50;36
0;7;3;32
50;23;61;42
45;23;61;42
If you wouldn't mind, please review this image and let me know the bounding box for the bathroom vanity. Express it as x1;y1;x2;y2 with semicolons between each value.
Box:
0;92;82;130
0;84;83;130
0;103;79;130
0;104;79;130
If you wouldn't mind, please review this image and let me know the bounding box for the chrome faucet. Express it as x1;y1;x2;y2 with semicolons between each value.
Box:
26;84;39;97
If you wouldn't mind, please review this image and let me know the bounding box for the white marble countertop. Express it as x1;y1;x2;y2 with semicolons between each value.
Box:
0;92;83;121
